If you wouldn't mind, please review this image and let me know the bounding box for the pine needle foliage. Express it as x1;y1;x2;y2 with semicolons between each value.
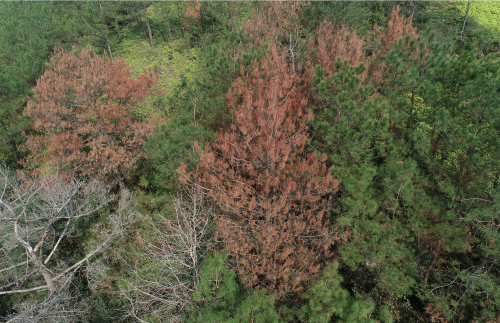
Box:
309;5;500;322
194;44;339;300
297;262;376;323
189;253;280;323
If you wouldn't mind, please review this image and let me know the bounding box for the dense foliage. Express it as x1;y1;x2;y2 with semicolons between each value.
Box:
24;46;154;190
194;44;338;299
1;1;500;322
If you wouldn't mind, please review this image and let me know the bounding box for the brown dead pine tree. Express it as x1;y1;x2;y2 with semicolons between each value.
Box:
191;44;339;299
24;46;155;191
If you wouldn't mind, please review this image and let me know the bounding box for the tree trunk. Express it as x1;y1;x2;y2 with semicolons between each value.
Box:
117;24;121;43
407;89;415;131
145;8;154;49
164;25;169;46
99;1;114;62
10;139;21;164
106;33;114;62
494;170;500;190
228;1;234;32
423;252;438;284
179;13;185;39
116;166;126;192
430;130;442;156
0;120;22;164
411;0;419;16
461;0;472;39
168;19;173;48
29;252;56;293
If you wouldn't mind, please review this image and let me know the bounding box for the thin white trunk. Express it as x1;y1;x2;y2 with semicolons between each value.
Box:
28;251;56;293
461;0;472;39
411;0;419;16
146;8;154;49
99;1;114;62
168;19;173;51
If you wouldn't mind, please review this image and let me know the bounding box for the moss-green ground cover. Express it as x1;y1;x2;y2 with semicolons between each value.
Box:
110;4;202;95
106;6;203;117
114;36;200;92
455;0;500;31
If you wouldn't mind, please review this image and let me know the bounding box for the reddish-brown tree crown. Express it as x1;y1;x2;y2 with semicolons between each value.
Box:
24;46;154;184
195;44;339;299
187;4;420;300
307;6;420;89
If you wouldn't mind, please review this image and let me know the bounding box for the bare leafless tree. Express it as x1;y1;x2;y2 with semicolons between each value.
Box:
114;185;214;322
0;166;141;317
3;286;90;323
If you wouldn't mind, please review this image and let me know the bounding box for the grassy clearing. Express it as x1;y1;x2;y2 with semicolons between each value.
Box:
455;0;500;31
114;35;201;93
110;11;202;92
107;12;203;117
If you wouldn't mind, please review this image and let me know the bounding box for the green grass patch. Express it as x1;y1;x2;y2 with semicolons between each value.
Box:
110;17;203;116
114;35;201;93
455;0;500;31
119;37;201;117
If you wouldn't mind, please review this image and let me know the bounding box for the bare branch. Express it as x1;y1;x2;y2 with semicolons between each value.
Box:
0;260;29;274
0;165;134;309
117;185;214;322
3;287;90;323
0;284;48;295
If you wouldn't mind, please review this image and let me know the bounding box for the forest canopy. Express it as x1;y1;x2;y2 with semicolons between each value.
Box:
1;1;500;322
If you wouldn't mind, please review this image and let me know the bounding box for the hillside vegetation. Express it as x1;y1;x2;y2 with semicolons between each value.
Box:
1;1;500;323
455;0;500;31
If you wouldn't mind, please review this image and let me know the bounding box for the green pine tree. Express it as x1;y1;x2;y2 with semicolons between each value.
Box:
188;253;280;323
